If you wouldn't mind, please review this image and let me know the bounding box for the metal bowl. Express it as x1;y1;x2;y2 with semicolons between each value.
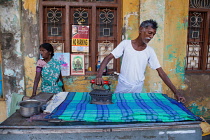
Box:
19;99;41;117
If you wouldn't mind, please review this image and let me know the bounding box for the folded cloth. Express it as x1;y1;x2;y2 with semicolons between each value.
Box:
46;92;201;122
44;92;68;113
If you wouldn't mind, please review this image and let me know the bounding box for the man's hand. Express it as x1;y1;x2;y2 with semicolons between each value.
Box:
95;77;104;85
156;68;186;103
174;92;186;103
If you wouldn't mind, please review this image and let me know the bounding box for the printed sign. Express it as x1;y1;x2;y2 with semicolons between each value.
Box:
72;25;89;52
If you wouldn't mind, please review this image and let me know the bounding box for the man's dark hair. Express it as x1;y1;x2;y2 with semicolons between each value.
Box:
140;19;158;30
39;43;54;57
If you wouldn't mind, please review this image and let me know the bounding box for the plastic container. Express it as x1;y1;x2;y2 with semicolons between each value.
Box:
97;61;101;71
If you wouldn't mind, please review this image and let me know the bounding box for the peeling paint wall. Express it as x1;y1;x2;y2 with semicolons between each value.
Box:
164;0;189;98
22;0;40;97
0;0;25;122
184;74;210;119
122;0;140;40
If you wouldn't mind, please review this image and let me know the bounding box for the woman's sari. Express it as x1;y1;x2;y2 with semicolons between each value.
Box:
40;57;62;93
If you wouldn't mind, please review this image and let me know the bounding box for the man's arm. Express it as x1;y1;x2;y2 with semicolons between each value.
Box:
95;53;115;85
156;67;186;103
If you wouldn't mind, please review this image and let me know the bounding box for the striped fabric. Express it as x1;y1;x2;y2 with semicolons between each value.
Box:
46;92;201;122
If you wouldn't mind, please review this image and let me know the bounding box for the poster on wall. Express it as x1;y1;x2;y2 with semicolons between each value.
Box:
72;25;89;52
54;53;70;76
71;54;85;75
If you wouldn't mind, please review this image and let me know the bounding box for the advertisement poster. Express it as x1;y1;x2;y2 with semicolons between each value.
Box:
54;53;70;76
71;54;85;75
72;25;89;52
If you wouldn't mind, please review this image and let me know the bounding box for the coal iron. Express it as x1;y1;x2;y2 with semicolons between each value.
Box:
89;80;113;105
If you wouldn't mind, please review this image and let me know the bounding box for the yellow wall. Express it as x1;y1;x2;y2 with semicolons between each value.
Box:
24;56;37;96
122;0;140;40
23;0;37;19
0;101;7;122
164;0;189;97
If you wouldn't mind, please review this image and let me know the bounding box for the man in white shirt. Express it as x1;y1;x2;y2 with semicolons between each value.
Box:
95;19;186;103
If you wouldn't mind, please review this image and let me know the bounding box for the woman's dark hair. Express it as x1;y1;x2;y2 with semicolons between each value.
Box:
140;19;158;30
39;43;54;57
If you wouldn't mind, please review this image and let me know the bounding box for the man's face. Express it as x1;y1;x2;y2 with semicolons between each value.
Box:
140;26;156;44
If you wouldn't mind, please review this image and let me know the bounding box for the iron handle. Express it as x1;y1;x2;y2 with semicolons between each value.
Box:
90;79;111;85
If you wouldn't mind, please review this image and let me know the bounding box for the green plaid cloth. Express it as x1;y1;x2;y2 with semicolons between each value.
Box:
46;92;201;122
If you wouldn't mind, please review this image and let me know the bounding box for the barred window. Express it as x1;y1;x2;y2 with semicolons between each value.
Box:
40;0;121;75
186;0;210;73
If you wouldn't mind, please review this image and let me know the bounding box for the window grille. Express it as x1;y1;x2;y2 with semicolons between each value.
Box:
186;0;210;72
186;12;205;70
44;7;65;45
97;8;117;69
190;0;210;9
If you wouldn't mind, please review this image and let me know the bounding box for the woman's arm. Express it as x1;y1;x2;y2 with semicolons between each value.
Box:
59;71;65;91
31;71;41;98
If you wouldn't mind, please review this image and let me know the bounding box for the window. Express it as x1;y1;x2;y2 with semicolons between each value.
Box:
186;0;210;73
39;0;121;75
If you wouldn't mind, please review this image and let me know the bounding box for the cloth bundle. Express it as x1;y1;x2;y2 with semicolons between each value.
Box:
44;92;68;113
46;92;201;122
